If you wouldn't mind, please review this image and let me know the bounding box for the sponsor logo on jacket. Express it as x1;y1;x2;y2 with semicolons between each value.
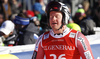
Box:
44;45;75;50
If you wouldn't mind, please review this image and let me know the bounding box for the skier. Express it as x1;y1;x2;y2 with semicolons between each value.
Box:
32;1;94;59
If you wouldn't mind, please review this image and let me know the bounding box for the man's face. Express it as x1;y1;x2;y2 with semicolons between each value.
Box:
0;31;4;36
75;13;84;21
49;11;63;30
0;14;4;26
0;31;9;38
15;24;22;30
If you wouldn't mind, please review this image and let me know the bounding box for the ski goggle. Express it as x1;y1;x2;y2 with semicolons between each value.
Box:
45;1;62;13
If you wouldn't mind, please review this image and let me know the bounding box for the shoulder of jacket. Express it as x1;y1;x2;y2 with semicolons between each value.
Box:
36;31;50;44
43;31;50;40
69;29;78;38
35;34;43;45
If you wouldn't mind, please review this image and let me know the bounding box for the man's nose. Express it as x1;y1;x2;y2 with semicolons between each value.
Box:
52;16;57;21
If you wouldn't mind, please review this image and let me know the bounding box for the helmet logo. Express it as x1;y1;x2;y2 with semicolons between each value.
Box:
53;7;58;9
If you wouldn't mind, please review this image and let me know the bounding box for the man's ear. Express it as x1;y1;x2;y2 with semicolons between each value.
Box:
9;31;13;35
83;14;86;17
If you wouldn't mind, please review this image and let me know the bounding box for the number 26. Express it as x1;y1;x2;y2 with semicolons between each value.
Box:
50;54;66;59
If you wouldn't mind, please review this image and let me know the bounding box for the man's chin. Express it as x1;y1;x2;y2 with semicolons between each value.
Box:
52;27;60;30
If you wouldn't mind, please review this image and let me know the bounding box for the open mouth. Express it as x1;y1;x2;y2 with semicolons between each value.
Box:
52;23;57;24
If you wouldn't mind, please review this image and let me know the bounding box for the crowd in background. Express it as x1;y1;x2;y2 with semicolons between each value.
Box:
0;0;100;46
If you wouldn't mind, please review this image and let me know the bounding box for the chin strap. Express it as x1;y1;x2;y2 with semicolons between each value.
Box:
57;24;63;30
54;24;64;36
